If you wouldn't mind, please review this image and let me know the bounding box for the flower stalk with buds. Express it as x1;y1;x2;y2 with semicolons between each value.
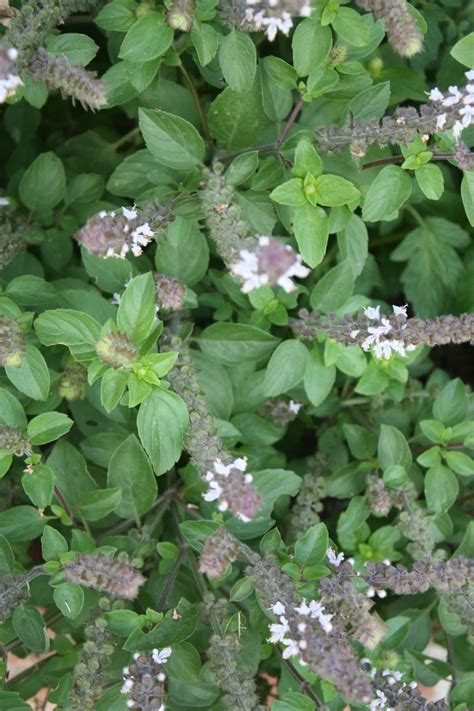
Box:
63;554;146;599
356;0;423;57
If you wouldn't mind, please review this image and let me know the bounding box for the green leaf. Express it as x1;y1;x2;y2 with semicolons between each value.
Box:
45;33;99;66
139;108;205;170
349;81;390;121
199;323;279;366
41;525;68;561
343;424;376;460
12;604;49;652
294;523;328;566
5;344;50;401
304;349;336;407
0;506;45;542
119;13;173;62
264;340;309;396
443;450;474;477
219;31;257;94
332;6;369;46
100;368;128;413
22;464;54;508
433;378;468;426
461;170;474;227
309;260;355;313
155;218;209;286
292;203;328;268
0;389;27;429
191;22;219;66
293;140;324;179
208;76;268;151
272;692;315;711
261;56;298;90
19;152;66;212
79;488;122;521
137;389;189;475
95;1;136;31
292;19;332;76
392;218;470;317
270;178;306;206
337;213;368;277
415;163;444;200
225;151;259;187
362;165;412;221
117;273;156;342
35;309;101;358
314;174;360;207
378;424;412;470
53;582;84;619
47;441;98;512
27;412;73;445
450;32;474;68
107;434;157;517
425;465;459;512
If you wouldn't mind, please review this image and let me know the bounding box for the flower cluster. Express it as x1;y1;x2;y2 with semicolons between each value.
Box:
199;526;242;580
0;46;22;103
76;206;155;259
288;468;326;538
429;70;474;140
364;557;474;635
28;49;106;111
95;332;139;370
0;202;27;269
316;71;474;156
0;573;29;622
121;647;171;710
0;315;25;367
153;273;186;312
203;456;258;522
231;236;310;294
200;165;254;265
243;0;311;42
366;663;448;711
293;306;474;355
356;0;423;57
162;333;261;522
67;597;119;710
58;361;88;401
63;553;146;599
207;633;263;710
246;554;373;702
0;425;32;456
260;398;301;426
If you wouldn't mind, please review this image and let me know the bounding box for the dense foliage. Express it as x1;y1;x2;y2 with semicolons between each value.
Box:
0;0;473;709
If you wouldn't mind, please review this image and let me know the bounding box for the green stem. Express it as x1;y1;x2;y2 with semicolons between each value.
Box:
405;203;425;227
178;61;211;148
112;127;141;150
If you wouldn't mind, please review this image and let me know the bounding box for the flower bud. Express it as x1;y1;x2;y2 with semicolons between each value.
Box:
0;425;31;456
0;315;25;367
95;332;138;370
64;553;146;599
58;361;88;400
199;527;241;580
153;273;186;311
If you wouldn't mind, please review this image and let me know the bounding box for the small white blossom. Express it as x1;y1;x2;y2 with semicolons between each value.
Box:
364;305;381;320
327;548;344;567
271;601;286;615
428;87;444;101
288;400;301;414
370;690;388;710
268;615;290;643
350;329;360;338
202;480;223;502
231;236;309;294
152;647;172;665
122;206;138;220
0;196;9;206
121;679;134;694
392;304;408;317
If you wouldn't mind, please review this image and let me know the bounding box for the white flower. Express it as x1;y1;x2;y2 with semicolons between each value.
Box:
281;637;300;658
288;400;301;414
127;701;136;708
0;196;9;206
317;612;333;633
231;249;262;293
152;647;172;665
271;601;286;615
466;69;474;81
122;206;138;220
364;305;381;320
121;679;134;694
111;293;122;305
382;669;403;685
428;87;444;102
442;86;462;106
453;119;464;139
294;600;311;616
202;480;223;501
436;112;447;130
350;329;360;338
327;548;344;567
370;690;388;710
268;616;290;643
392;304;408;317
0;73;23;103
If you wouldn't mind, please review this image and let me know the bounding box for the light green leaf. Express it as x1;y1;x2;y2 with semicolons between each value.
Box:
219;31;257;94
19;152;66;212
107;434;157;517
304;349;336;407
415;163;444;200
119;13;173;62
5;344;50;401
117;273;156;342
292;203;328;268
199;323;279;366
309;260;355;313
139;108;205;170
137;389;189;475
362;165;412;221
461;170;474;226
264;340;309;396
292;19;332;76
